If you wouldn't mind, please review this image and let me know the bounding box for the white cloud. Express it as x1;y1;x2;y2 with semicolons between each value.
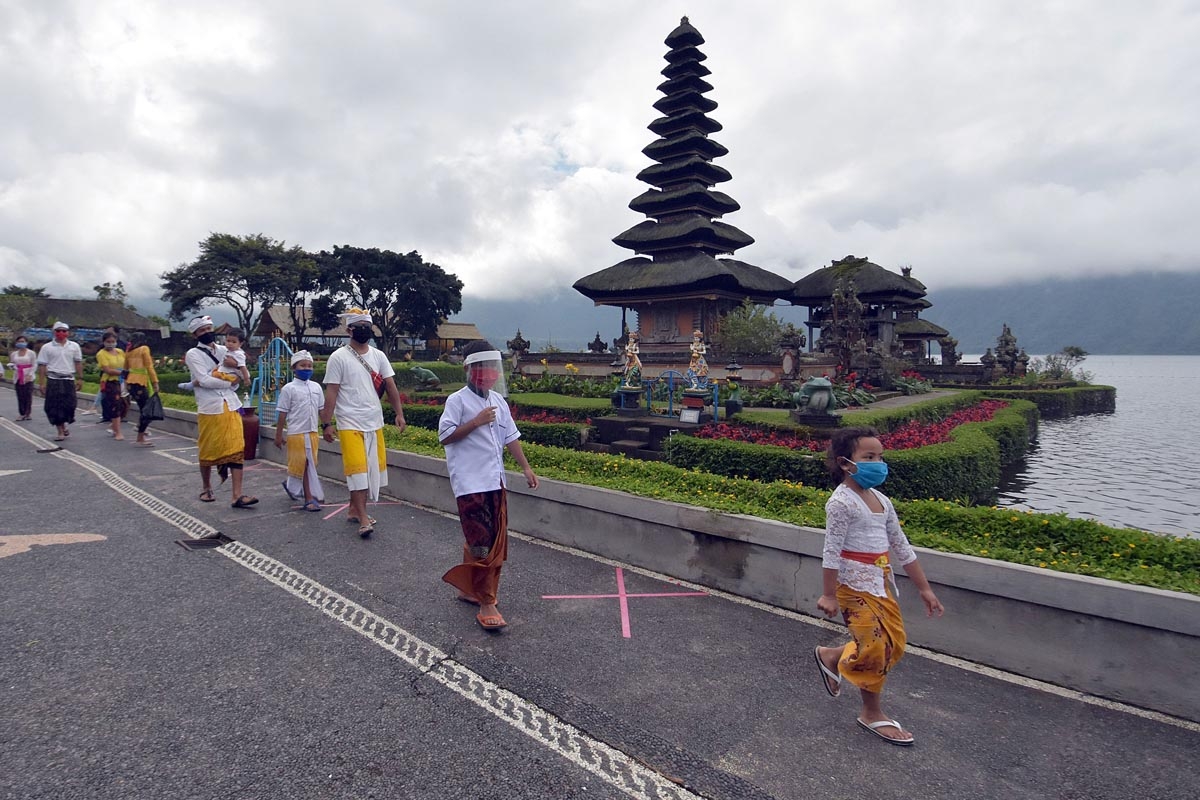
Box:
2;0;1198;315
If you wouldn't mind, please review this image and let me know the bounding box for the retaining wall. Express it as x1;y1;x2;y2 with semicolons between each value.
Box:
70;399;1200;722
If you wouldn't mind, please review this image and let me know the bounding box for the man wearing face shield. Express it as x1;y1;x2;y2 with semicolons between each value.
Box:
438;340;538;630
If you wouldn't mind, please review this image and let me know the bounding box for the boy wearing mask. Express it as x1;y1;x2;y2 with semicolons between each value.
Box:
273;351;325;511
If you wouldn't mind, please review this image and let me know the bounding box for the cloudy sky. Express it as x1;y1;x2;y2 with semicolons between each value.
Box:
3;0;1199;324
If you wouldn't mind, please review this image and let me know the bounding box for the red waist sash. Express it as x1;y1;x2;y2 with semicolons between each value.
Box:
840;550;890;567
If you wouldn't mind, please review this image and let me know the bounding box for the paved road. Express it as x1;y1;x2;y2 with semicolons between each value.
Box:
2;389;1197;800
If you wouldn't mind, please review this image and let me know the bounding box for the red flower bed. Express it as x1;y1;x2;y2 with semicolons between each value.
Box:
509;406;575;424
694;400;1009;452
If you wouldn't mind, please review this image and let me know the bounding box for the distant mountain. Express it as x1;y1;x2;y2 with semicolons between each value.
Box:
924;272;1200;355
448;272;1200;357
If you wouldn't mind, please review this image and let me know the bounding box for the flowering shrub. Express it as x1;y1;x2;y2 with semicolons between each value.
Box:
694;400;1009;452
830;370;876;408
892;370;933;395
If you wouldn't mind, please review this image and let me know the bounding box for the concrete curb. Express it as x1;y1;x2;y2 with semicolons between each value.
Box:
15;391;1200;722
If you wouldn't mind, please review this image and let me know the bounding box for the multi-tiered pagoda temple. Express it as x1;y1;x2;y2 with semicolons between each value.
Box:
573;17;792;357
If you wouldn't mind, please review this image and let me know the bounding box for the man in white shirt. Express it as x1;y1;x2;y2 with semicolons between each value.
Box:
320;309;407;538
438;340;538;630
185;315;257;511
35;320;84;441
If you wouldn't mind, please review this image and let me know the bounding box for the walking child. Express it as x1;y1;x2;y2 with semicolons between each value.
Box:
273;351;325;511
438;340;538;630
814;426;944;745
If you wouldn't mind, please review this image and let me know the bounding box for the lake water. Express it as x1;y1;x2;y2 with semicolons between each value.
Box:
991;355;1200;538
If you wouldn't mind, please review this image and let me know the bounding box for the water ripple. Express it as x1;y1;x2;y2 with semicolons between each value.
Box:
995;355;1200;538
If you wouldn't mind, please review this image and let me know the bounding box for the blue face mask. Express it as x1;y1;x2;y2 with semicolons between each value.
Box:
846;459;888;490
294;369;313;381
16;342;27;349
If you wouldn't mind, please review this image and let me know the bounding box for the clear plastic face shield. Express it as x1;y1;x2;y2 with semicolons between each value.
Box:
463;350;506;398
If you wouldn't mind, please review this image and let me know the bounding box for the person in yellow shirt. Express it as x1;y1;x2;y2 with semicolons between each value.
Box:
95;332;128;441
124;331;161;446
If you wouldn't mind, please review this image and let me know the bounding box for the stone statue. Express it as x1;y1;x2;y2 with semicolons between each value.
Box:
587;332;607;353
408;366;441;390
792;377;836;415
507;329;530;376
938;336;959;366
685;329;709;388
621;331;642;388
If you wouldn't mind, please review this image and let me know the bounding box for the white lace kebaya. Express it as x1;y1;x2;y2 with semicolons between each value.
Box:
822;483;918;597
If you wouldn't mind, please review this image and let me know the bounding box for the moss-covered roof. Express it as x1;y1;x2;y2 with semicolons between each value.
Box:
574;254;793;303
22;298;161;330
791;255;927;304
895;318;949;338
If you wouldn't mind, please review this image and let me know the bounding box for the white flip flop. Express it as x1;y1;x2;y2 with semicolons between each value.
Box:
856;718;914;746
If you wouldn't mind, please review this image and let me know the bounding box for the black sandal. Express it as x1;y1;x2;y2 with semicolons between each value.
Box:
199;490;215;502
232;495;259;509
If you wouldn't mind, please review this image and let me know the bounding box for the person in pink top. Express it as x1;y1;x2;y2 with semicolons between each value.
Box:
7;335;37;420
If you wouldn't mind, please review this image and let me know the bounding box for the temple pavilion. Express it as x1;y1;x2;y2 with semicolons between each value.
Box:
791;255;949;362
573;17;792;357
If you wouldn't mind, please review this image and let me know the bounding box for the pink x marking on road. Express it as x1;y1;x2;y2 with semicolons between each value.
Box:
543;567;707;639
320;500;406;521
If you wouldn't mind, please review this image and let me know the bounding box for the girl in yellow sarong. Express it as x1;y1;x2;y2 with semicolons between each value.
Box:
814;426;944;746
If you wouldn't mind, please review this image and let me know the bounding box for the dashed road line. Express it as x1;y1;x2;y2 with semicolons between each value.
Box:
0;416;712;800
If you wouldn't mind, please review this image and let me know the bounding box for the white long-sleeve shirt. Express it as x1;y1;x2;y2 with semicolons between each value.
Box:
185;343;242;415
438;386;521;498
822;483;918;597
276;379;324;434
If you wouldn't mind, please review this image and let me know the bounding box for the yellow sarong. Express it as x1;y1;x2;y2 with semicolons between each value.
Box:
338;429;387;498
836;572;907;694
287;432;320;476
197;405;244;468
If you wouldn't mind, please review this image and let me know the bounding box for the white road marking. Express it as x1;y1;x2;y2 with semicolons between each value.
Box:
0;469;31;477
0;417;706;800
151;450;196;466
5;414;1196;738
0;534;107;559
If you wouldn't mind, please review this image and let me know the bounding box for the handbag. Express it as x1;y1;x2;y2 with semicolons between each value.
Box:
142;390;165;422
344;345;387;398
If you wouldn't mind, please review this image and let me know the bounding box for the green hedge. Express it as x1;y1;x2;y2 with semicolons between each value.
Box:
981;385;1115;418
382;426;1200;595
397;401;585;449
667;399;1037;504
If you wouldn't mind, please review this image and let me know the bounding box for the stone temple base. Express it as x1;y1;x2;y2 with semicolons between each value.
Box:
789;410;842;430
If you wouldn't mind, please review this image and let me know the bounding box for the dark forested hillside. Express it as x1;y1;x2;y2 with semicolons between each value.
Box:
450;272;1200;356
924;272;1200;355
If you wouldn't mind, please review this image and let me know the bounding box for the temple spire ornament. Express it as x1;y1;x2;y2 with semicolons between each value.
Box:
574;17;791;355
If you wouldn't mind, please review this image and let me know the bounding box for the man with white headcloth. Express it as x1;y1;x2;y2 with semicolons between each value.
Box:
320;308;407;538
438;340;538;630
35;320;83;442
185;315;257;511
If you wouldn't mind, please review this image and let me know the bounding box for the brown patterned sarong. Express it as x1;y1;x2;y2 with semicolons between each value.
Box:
442;489;509;605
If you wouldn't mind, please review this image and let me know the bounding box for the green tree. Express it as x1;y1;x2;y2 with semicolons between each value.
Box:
94;281;128;303
308;295;342;346
712;299;786;358
160;233;314;336
0;294;40;335
318;246;463;353
3;285;47;297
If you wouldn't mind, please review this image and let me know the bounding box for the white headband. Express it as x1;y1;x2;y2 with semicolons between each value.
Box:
290;350;313;367
52;320;70;331
339;311;372;327
187;315;214;334
463;350;502;366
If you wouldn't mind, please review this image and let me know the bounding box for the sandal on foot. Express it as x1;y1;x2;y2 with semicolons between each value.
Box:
348;515;377;526
476;612;507;630
856;718;914;746
303;500;322;512
358;523;374;538
281;480;300;501
814;647;842;698
457;593;481;605
232;495;259;509
199;490;216;502
53;435;67;442
134;441;155;447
